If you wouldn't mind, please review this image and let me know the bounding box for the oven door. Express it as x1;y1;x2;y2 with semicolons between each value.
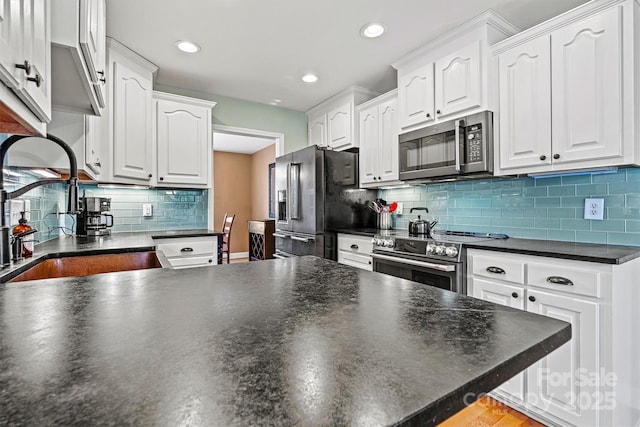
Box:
372;251;464;294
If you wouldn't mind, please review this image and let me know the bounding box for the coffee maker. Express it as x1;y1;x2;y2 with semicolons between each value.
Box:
76;196;113;236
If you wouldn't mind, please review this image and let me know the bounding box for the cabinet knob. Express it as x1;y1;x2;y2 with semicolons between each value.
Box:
373;177;377;180
436;109;441;114
350;244;359;250
539;155;547;161
553;154;560;160
97;70;105;77
159;177;164;181
528;295;536;302
148;174;153;178
426;113;431;118
100;77;106;84
15;60;31;75
511;292;518;298
378;176;381;180
27;73;42;88
95;161;101;167
208;259;213;263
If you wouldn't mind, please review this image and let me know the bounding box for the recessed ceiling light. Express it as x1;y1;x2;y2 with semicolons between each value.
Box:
175;40;201;53
361;23;385;38
302;74;318;83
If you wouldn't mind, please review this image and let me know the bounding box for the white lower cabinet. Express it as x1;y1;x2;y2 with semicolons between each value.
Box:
337;233;373;271
468;249;639;427
154;236;219;269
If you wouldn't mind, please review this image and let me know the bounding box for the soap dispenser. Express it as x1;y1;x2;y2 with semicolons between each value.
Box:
12;211;34;257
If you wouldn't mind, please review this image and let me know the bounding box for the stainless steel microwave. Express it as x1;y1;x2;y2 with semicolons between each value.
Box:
399;110;493;181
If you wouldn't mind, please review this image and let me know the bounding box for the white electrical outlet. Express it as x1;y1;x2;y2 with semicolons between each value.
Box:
395;202;404;215
584;198;604;220
142;203;153;217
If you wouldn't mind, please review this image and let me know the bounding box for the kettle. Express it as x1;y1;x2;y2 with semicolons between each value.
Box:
408;207;436;235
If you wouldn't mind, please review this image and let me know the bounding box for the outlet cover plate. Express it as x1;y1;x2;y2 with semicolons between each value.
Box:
143;203;153;217
584;198;604;220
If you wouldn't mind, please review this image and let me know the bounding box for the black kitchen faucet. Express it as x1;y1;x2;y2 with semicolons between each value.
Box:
0;134;80;267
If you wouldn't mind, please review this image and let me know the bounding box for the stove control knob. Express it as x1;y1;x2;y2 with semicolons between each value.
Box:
384;239;394;248
371;238;377;245
445;246;459;258
435;245;445;255
426;243;436;254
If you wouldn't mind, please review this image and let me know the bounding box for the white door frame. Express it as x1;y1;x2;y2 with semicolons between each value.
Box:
208;125;285;230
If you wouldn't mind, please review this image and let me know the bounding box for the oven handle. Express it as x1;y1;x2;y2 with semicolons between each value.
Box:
372;253;456;272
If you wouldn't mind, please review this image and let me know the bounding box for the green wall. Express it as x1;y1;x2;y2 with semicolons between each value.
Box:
155;84;308;154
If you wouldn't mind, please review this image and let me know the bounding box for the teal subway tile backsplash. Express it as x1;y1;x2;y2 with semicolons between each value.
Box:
380;167;640;247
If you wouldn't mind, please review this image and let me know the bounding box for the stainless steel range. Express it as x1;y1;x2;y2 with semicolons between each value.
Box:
372;231;508;294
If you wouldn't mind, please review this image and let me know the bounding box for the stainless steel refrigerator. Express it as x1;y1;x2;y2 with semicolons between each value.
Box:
274;145;376;260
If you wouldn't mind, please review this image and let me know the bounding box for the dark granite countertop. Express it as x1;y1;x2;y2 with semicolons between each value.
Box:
0;230;222;282
337;229;640;265
464;238;640;265
0;256;570;426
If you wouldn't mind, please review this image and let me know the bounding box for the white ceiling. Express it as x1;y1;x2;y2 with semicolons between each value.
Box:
213;132;275;154
106;0;589;112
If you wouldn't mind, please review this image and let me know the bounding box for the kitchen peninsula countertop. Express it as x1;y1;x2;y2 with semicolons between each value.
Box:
0;229;222;282
0;256;570;426
338;229;640;264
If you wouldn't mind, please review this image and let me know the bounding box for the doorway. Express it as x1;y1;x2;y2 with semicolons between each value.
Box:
211;125;284;260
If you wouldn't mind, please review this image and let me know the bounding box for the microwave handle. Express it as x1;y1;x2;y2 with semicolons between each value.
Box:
454;119;464;173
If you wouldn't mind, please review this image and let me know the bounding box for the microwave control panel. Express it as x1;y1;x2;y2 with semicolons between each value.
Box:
465;123;483;163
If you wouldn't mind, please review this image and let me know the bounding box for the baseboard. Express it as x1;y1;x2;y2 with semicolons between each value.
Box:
230;252;249;259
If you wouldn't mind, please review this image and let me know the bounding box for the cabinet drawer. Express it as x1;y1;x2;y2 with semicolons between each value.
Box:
338;250;372;271
167;255;218;269
471;255;525;284
528;262;601;298
337;234;373;255
154;237;216;257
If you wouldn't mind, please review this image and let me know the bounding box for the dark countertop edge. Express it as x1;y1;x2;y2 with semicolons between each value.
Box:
399;321;572;426
149;231;222;239
335;228;379;237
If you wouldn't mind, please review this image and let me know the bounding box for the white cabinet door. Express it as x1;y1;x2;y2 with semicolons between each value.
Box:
526;289;599;427
156;99;209;186
551;7;623;165
16;0;50;122
112;61;153;181
498;36;552;171
378;97;398;182
327;101;353;150
308;113;327;148
81;0;106;107
84;114;101;176
359;104;378;185
471;277;527;403
434;41;481;119
398;63;434;131
0;0;21;90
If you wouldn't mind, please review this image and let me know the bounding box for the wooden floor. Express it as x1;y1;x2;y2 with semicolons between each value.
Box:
438;396;546;427
227;258;545;426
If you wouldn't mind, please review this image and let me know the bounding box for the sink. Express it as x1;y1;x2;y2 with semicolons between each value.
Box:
9;251;162;282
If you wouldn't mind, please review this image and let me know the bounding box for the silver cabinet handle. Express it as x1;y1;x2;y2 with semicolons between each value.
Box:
291;236;312;243
273;233;289;238
273;253;287;259
486;266;506;274
547;276;574;286
372;253;455;272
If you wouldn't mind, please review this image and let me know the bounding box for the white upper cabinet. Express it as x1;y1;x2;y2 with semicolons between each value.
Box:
397;64;434;130
112;60;154;181
498;36;552;170
494;0;639;175
358;90;400;187
50;0;106;115
393;11;518;134
154;92;216;188
434;40;482;118
0;0;51;135
551;7;622;164
326;100;352;151
306;87;379;151
308;112;327;148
